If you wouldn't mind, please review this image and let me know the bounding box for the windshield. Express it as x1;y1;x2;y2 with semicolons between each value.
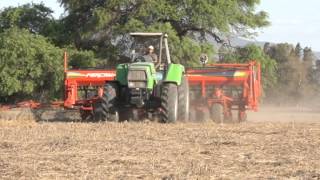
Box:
130;36;162;62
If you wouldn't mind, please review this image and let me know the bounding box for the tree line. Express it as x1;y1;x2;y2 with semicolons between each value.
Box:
0;1;319;104
219;42;319;104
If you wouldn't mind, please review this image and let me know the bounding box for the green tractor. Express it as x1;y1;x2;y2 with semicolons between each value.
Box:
95;32;189;123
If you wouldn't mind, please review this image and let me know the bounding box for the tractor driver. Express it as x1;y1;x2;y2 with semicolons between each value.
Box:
146;45;160;68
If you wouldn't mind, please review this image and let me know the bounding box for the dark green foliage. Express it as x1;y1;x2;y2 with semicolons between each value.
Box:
0;3;55;38
58;0;269;65
65;47;99;69
0;28;63;102
0;28;100;102
0;3;102;102
58;0;269;39
0;3;73;47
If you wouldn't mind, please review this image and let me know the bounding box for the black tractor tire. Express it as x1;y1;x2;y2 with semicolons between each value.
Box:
178;76;190;122
80;109;93;121
130;109;140;121
94;82;119;122
161;83;178;123
211;103;224;123
93;100;107;121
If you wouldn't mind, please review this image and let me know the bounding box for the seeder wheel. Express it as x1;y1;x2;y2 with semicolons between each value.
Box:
238;111;247;122
210;103;224;123
189;108;210;122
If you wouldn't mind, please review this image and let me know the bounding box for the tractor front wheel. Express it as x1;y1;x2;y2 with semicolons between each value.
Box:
94;82;119;122
93;100;107;121
80;109;93;121
161;83;178;123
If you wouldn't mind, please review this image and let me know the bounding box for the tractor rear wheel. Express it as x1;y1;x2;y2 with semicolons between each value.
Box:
80;109;93;121
93;100;107;121
211;103;224;123
161;83;178;123
94;82;119;122
178;76;190;122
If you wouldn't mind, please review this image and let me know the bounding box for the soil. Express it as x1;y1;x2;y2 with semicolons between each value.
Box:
0;105;319;179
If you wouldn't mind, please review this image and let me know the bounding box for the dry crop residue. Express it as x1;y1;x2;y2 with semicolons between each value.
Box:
0;120;319;179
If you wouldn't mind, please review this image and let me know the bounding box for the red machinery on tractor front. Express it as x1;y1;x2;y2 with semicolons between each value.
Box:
63;50;261;122
187;61;261;122
63;53;116;120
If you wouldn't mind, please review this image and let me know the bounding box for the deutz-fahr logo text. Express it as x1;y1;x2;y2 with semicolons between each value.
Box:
86;73;115;78
67;72;115;78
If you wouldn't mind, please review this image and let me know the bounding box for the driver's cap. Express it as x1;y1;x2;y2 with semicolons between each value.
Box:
148;45;154;50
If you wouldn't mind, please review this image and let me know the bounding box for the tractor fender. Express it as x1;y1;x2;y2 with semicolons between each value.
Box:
164;64;185;85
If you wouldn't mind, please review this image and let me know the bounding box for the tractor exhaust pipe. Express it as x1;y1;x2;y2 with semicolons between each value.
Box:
164;34;171;64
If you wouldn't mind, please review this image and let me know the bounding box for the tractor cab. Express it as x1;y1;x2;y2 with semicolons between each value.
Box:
129;32;172;70
116;33;176;90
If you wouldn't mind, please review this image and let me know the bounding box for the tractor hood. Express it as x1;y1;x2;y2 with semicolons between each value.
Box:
129;62;156;74
116;62;156;89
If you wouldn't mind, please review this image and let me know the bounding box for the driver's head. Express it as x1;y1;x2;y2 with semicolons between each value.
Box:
148;45;154;53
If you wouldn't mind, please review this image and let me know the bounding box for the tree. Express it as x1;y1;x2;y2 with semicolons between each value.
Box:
263;42;271;54
264;43;293;64
66;47;99;69
58;0;269;64
0;28;63;102
0;3;54;34
302;47;317;92
263;43;320;104
294;43;302;59
302;47;315;63
314;60;320;84
0;3;72;47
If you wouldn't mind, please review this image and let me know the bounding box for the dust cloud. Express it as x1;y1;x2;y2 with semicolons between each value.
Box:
248;104;320;123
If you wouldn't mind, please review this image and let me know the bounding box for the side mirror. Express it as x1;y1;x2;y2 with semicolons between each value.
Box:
200;54;208;66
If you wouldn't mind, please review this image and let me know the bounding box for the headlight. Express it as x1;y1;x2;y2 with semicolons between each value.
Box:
128;81;147;88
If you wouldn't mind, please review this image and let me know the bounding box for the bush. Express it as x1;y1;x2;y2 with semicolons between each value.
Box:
0;28;63;102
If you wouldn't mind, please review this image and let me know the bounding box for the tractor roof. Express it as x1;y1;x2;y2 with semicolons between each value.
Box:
130;32;165;37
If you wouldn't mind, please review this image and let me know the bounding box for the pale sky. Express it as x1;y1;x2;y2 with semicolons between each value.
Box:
257;0;320;51
1;0;319;51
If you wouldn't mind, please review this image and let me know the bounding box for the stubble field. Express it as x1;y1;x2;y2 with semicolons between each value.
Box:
0;106;320;179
